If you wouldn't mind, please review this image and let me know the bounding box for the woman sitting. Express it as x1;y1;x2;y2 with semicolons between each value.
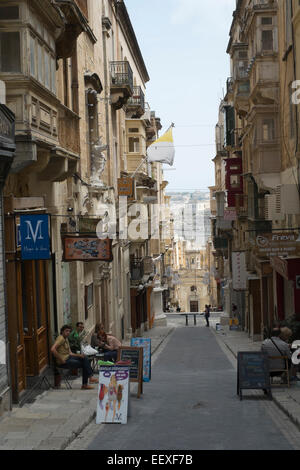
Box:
91;323;106;350
91;323;122;362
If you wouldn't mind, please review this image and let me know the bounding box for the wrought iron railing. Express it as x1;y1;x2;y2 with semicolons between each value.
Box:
127;86;145;112
110;61;133;91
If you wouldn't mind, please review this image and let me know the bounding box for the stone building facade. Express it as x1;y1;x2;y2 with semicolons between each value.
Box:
210;0;300;340
0;0;171;407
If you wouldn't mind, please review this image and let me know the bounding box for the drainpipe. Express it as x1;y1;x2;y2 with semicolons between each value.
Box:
102;22;111;186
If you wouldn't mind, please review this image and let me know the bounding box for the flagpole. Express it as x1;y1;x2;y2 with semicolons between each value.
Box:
131;156;148;179
131;123;175;179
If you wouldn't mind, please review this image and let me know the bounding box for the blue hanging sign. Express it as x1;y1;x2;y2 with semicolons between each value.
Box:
20;214;51;260
130;338;151;382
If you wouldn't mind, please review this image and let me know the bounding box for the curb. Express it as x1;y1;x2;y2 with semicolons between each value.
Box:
211;325;300;433
61;326;175;450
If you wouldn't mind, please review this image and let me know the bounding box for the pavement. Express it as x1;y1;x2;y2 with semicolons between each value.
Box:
210;317;300;432
0;314;300;450
0;324;175;450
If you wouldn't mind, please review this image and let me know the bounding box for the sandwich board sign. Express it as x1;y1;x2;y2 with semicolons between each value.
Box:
96;365;130;425
131;338;151;382
117;346;143;398
237;351;271;400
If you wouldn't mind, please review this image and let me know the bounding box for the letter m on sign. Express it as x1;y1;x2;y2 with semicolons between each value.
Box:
20;214;51;260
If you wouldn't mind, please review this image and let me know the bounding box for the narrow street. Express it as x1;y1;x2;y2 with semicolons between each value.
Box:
69;317;300;451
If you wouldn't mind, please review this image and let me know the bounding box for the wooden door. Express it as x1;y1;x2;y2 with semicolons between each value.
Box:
22;260;50;377
190;301;199;312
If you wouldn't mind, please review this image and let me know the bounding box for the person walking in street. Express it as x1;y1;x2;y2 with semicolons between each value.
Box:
51;325;98;390
205;304;211;327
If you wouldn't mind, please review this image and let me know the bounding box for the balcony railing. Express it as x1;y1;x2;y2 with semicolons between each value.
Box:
110;61;133;91
127;86;145;112
228;128;243;149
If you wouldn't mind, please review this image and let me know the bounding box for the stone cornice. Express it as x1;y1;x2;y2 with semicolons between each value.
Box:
114;0;150;84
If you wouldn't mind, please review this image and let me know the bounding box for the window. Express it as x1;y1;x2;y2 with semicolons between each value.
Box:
262;119;275;141
37;41;44;84
262;17;272;25
0;32;21;72
129;137;140;153
51;57;56;93
44;51;50;90
0;6;19;20
286;1;293;46
230;175;240;187
30;35;36;78
262;30;273;51
129;128;139;133
29;34;56;93
289;82;296;138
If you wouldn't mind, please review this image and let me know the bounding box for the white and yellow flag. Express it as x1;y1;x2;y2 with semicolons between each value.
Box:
147;126;175;166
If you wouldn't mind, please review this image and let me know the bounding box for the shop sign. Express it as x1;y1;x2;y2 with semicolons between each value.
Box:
254;232;300;259
63;237;113;262
20;214;51;260
270;256;289;280
232;251;247;290
118;177;135;201
78;217;101;234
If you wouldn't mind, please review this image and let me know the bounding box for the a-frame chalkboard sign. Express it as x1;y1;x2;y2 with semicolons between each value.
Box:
117;346;143;398
237;351;272;400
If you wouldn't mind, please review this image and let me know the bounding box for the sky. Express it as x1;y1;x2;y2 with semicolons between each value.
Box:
125;0;236;192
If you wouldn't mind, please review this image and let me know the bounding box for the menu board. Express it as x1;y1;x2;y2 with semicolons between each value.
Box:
63;237;113;262
96;366;130;425
117;347;143;398
237;351;271;400
131;338;151;382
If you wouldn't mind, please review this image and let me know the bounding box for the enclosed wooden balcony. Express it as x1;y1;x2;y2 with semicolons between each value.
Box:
58;105;80;156
110;61;133;110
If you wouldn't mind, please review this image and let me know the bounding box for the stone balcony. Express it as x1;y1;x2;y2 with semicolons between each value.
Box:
7;82;79;181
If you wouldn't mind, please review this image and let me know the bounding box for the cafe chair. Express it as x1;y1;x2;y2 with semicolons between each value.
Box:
268;356;290;388
52;356;73;389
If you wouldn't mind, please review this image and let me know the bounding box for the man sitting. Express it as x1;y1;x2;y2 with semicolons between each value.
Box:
261;328;292;381
51;325;98;390
68;322;85;354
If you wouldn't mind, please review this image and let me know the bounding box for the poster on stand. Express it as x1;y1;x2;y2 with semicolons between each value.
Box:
96;366;130;425
131;338;151;382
